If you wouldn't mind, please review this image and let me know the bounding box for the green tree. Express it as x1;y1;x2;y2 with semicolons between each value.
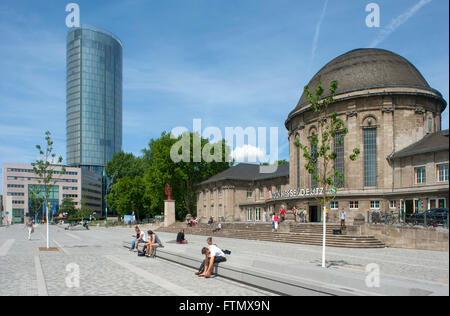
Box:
77;199;94;221
261;159;289;166
32;131;65;248
296;80;360;208
106;151;146;185
143;132;231;219
59;197;77;218
28;185;44;221
107;176;150;220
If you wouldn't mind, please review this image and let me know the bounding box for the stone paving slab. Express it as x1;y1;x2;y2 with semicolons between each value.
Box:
0;225;275;296
152;232;449;296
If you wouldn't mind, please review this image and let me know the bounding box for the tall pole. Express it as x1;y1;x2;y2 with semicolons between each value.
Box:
46;201;49;248
322;206;326;268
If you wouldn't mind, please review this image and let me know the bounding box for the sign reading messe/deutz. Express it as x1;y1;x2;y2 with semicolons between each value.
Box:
268;187;324;200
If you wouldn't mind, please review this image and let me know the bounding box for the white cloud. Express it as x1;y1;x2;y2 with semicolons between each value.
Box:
370;0;433;48
309;0;329;73
231;145;267;163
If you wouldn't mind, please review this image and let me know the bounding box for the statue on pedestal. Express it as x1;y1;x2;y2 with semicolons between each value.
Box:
165;183;172;201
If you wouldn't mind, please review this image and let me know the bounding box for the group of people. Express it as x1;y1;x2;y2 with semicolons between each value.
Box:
291;207;308;223
186;217;199;227
130;226;164;258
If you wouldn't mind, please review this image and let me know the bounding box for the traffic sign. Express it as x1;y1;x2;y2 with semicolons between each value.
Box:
330;187;337;194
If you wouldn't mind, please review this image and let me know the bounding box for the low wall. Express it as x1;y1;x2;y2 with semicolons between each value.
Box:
360;224;449;252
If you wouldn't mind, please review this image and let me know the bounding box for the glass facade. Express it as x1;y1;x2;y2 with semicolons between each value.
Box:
333;132;344;187
66;26;122;172
364;128;377;187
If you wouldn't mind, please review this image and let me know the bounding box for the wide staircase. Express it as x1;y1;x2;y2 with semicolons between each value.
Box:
157;222;385;249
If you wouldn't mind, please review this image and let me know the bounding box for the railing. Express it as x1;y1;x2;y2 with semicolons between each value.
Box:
367;210;449;228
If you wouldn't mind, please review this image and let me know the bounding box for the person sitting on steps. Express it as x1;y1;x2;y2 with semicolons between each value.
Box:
198;245;227;278
144;230;164;258
176;229;188;244
131;226;145;251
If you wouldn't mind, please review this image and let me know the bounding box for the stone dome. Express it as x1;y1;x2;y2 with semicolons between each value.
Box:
291;48;444;113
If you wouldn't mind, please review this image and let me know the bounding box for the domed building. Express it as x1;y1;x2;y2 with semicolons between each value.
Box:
285;48;448;223
197;48;448;224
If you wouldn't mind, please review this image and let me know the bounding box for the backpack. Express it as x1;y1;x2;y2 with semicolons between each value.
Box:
137;247;147;257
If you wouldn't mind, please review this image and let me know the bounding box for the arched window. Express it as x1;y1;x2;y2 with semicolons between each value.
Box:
334;131;345;187
364;128;377;187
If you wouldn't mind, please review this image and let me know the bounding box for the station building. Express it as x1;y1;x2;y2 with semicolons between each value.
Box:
197;48;449;224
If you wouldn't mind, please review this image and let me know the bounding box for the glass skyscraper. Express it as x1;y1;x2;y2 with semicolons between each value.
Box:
66;25;122;175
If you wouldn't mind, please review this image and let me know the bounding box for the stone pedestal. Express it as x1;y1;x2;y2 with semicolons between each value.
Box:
164;200;175;228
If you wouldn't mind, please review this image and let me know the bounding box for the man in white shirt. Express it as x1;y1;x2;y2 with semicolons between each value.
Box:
199;245;227;278
339;208;346;230
131;226;145;251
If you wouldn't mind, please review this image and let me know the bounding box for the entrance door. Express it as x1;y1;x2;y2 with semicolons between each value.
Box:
405;200;414;216
309;205;320;222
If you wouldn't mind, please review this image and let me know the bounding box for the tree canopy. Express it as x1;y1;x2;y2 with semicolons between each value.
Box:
106;132;232;220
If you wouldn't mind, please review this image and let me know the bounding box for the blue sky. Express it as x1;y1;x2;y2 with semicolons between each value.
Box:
0;0;448;194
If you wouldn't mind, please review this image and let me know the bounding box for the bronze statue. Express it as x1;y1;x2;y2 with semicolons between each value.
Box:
165;183;172;201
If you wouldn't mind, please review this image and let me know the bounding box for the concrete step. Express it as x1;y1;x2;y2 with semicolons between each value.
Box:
157;226;385;249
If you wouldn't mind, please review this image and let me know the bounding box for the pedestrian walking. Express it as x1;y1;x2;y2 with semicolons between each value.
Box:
24;217;34;240
272;213;279;232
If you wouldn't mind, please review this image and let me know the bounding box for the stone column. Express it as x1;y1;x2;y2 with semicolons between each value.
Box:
164;200;175;228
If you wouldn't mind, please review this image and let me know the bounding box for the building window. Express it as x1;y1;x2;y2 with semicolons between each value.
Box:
331;201;339;209
247;208;253;221
437;164;449;182
203;190;206;201
390;200;397;209
218;188;223;198
349;201;359;209
247;189;253;199
415;167;426;184
414;200;420;213
7;192;24;197
219;205;223;218
370;200;380;209
255;208;261;221
429;198;447;209
364;128;377;187
334;132;345;187
259;188;264;199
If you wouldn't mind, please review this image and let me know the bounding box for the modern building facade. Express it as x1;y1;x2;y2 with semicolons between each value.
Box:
66;25;123;175
197;49;449;224
2;163;102;224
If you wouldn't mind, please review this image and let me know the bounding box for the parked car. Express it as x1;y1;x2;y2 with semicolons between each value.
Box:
408;208;449;226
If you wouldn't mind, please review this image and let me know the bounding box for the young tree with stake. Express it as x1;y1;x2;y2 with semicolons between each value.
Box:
296;80;360;267
32;131;65;248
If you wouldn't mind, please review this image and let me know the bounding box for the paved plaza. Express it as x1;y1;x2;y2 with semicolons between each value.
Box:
0;224;448;296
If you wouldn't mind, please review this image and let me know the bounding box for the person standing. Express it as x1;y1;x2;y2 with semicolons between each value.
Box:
24;217;34;240
292;206;297;222
280;208;286;222
339;208;346;230
272;213;279;232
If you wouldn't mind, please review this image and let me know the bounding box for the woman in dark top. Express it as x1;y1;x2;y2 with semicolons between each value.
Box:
176;229;188;244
